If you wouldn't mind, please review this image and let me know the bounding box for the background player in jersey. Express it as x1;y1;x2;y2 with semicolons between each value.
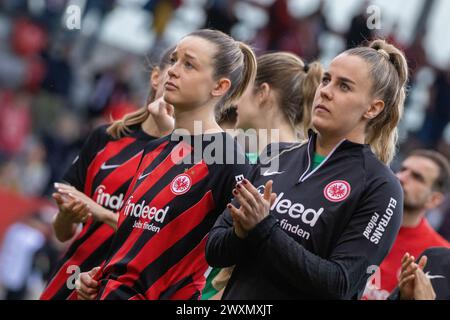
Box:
75;29;257;300
363;149;450;299
206;39;408;299
40;47;175;300
201;52;323;300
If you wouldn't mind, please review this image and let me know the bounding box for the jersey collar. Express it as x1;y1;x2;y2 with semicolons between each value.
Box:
298;130;367;183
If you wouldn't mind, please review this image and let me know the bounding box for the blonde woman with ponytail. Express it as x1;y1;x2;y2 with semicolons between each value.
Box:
206;39;408;299
202;52;324;300
75;29;258;300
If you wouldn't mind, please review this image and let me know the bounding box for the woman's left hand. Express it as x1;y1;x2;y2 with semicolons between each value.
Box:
227;179;277;237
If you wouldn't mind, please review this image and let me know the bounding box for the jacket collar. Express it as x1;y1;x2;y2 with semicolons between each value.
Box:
298;130;367;183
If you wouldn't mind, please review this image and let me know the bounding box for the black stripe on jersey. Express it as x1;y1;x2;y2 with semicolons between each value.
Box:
129;210;217;297
47;220;100;279
50;231;115;299
100;282;142;300
159;275;193;300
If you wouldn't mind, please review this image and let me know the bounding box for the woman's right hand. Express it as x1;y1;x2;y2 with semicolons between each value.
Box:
399;253;429;300
75;267;101;300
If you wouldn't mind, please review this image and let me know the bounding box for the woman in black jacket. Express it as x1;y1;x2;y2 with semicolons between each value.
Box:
206;39;408;300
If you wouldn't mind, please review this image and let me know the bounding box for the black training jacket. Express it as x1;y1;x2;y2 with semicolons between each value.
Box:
206;131;403;300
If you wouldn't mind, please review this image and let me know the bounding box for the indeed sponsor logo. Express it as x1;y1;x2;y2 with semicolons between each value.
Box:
95;185;124;211
259;186;324;227
123;196;169;223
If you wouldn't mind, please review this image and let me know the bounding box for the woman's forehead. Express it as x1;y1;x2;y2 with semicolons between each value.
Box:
174;36;217;64
328;53;370;85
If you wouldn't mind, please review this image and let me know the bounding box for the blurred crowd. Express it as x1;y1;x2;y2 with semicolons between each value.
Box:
0;0;449;299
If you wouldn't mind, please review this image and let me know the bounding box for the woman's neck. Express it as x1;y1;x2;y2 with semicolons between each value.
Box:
174;103;222;135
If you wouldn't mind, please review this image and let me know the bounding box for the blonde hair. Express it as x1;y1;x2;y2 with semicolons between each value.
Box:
254;52;323;137
345;39;408;164
188;29;257;113
106;47;174;139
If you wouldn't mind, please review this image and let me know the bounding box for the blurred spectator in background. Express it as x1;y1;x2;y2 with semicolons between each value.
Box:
203;0;238;35
0;214;48;299
404;29;428;82
42;112;84;196
345;1;375;49
0;158;21;192
265;0;297;52
0;90;32;157
18;139;51;196
418;66;450;150
87;59;137;118
78;0;116;60
41;43;74;102
296;0;330;61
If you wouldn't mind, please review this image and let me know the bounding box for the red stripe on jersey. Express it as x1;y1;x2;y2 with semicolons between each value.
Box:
40;224;114;300
123;140;192;212
105;141;193;266
67;290;77;300
100;189;214;299
98;279;123;300
145;237;208;300
84;137;136;197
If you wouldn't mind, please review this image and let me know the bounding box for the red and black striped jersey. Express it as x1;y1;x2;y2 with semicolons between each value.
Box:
40;125;155;300
95;132;252;300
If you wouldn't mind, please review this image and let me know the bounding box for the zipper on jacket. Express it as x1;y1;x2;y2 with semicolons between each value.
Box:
298;137;346;183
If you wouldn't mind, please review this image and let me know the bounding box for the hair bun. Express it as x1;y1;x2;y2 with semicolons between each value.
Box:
377;49;390;60
303;63;310;73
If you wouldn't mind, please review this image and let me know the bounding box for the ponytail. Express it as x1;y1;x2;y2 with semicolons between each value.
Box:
345;39;408;164
106;107;150;139
229;42;257;104
300;61;323;138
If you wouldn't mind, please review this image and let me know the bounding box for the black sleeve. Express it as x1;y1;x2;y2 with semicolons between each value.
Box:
206;165;259;268
62;125;110;190
387;288;400;300
243;176;403;299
